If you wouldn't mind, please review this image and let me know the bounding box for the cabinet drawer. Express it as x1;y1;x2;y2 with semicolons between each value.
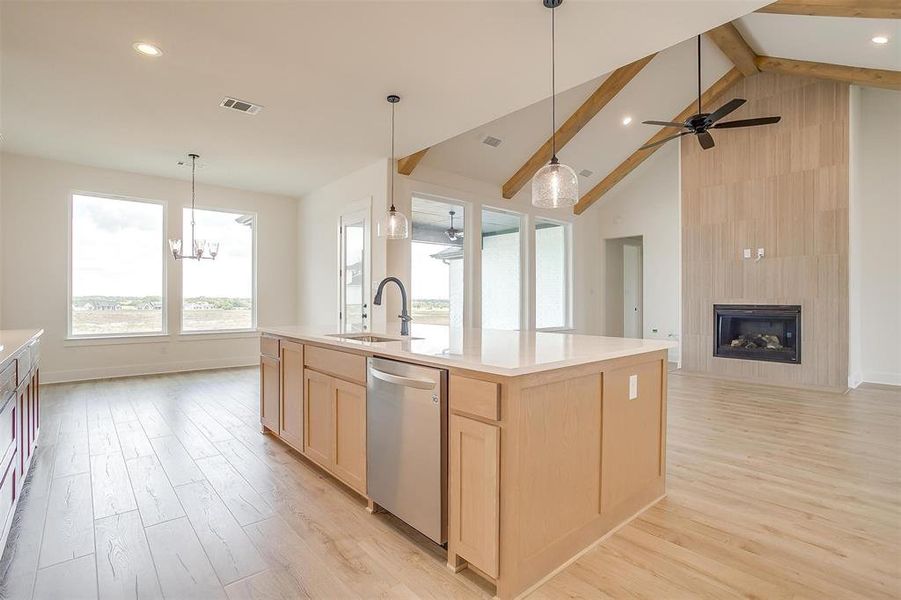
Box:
0;456;15;531
0;396;13;466
16;348;32;386
305;345;366;385
0;362;15;404
260;335;280;358
29;339;40;368
450;375;499;421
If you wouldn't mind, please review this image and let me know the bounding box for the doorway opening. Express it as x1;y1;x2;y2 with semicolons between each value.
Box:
605;236;643;338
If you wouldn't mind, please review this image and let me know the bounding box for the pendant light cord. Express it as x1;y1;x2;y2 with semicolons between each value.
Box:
190;154;196;248
551;4;557;161
390;101;396;212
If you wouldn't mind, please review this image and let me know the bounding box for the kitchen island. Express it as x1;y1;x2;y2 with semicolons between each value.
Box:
258;324;674;600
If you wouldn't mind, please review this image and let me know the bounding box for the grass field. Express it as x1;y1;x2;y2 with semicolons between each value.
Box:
72;309;253;335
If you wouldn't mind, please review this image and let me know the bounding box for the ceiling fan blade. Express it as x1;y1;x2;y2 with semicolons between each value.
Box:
639;131;690;151
713;116;782;129
697;131;715;150
707;98;746;124
642;120;686;128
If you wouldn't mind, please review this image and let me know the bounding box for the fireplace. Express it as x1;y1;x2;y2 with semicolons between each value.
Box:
713;305;801;364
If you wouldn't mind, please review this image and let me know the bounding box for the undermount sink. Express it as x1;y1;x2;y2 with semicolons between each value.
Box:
328;333;414;343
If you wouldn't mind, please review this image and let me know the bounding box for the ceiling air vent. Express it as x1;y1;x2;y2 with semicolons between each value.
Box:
220;97;263;115
579;169;593;178
482;135;502;148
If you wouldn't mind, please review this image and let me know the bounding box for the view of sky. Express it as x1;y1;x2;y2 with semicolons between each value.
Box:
72;194;163;297
182;208;253;298
411;242;451;299
71;195;253;299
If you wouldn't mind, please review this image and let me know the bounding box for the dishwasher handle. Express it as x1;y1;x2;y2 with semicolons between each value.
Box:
370;367;436;390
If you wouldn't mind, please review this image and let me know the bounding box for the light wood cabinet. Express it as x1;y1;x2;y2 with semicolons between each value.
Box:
279;341;304;451
259;355;280;432
303;367;367;494
332;378;367;494
303;368;334;468
449;414;499;579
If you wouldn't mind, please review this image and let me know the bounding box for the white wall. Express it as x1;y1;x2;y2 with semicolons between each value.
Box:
296;158;389;330
0;153;298;382
849;87;901;386
582;142;682;362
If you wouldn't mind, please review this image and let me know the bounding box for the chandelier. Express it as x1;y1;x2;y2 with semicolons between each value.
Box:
169;153;219;260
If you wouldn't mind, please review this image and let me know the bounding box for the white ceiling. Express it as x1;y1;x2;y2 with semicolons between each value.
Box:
737;14;901;71
420;11;901;201
0;0;768;197
422;35;735;196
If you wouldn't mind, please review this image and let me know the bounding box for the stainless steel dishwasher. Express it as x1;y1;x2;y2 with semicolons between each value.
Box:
367;357;447;545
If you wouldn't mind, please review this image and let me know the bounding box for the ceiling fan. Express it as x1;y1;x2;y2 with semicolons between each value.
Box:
445;210;463;241
640;35;781;151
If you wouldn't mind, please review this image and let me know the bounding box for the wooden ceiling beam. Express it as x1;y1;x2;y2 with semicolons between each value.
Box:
755;56;901;90
501;53;657;199
756;0;900;19
573;67;745;215
396;147;430;175
706;22;759;77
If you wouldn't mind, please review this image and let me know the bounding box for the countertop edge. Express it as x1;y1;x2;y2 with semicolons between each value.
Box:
257;327;675;378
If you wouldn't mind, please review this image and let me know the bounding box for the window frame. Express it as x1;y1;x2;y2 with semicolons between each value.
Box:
67;190;169;340
178;204;258;334
480;205;527;331
533;216;573;332
410;193;469;330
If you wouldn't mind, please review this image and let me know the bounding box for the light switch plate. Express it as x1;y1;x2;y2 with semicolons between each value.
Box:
757;248;765;259
743;248;752;259
629;374;638;400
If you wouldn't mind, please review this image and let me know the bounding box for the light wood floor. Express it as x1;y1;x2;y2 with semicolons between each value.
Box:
0;368;898;599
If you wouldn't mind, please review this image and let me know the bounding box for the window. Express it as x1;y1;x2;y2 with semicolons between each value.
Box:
481;208;521;330
339;207;369;332
182;208;255;331
535;218;570;329
411;197;465;327
70;193;165;336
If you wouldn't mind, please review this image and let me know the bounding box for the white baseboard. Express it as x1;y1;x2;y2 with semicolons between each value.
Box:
42;357;258;384
848;372;863;389
861;371;901;387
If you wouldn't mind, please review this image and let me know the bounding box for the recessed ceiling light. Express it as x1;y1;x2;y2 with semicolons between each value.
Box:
622;116;633;126
133;42;163;57
872;35;889;45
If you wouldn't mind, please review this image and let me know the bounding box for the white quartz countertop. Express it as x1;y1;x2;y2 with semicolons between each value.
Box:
259;324;675;377
0;329;43;369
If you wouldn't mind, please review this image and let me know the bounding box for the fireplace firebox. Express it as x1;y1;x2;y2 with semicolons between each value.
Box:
713;304;801;364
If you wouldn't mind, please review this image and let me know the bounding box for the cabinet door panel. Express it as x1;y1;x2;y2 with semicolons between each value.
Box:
332;379;366;494
600;360;663;513
279;341;304;450
260;355;280;432
303;369;333;468
449;415;499;578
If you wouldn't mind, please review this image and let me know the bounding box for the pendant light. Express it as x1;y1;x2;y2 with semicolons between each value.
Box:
378;94;409;240
168;153;219;260
531;0;578;209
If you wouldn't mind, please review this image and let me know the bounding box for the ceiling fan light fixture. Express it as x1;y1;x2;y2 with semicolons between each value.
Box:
532;0;578;209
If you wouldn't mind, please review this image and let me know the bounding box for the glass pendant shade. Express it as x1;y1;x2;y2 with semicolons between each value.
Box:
532;160;578;208
378;206;409;240
168;238;182;259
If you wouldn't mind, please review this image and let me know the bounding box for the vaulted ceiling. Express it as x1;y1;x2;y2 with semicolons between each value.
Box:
419;9;900;207
0;0;769;197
